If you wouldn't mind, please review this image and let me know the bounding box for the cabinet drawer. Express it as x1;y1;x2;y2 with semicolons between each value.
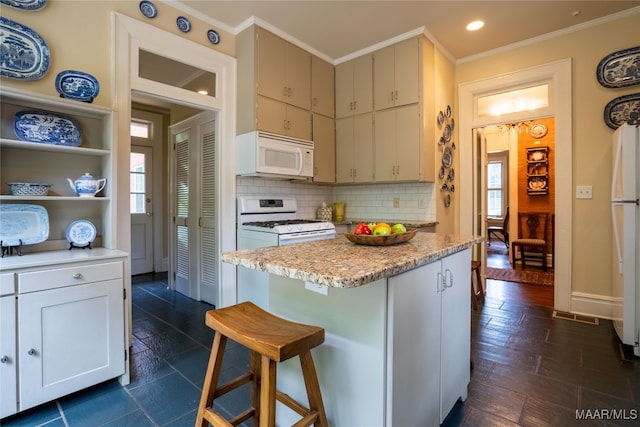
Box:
18;261;123;294
1;273;15;296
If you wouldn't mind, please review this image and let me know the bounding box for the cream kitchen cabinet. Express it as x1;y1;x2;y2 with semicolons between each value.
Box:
335;114;373;183
257;96;312;140
387;248;470;425
312;113;335;183
0;273;17;418
335;54;373;118
256;26;311;110
1;253;127;417
311;56;335;118
373;37;420;111
374;104;421;181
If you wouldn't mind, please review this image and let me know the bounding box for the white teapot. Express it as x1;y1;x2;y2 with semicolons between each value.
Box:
67;173;106;197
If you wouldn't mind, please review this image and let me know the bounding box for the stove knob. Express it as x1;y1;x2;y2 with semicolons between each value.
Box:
297;225;303;231
286;225;293;231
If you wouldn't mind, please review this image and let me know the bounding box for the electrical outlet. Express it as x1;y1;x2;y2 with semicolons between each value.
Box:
576;185;593;199
393;197;400;208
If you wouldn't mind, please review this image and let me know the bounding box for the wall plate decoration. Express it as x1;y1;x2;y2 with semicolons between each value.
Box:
207;29;220;44
139;0;157;18
176;16;191;33
603;93;640;130
14;110;82;146
530;123;548;139
0;0;47;10
55;70;100;103
596;46;640;89
0;17;50;80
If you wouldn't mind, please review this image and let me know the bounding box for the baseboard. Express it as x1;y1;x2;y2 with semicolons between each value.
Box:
570;291;618;320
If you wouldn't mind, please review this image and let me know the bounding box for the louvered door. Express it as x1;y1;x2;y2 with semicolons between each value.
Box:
199;119;218;305
173;130;191;297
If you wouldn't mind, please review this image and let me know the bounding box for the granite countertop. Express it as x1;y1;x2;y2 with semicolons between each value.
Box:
334;219;438;228
222;233;483;289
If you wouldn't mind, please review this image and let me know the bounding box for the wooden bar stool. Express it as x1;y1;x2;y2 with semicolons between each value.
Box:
196;301;328;427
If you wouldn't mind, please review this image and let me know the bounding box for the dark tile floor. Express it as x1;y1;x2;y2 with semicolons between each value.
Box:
2;271;639;426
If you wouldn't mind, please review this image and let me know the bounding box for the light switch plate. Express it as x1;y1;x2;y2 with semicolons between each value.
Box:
576;185;593;199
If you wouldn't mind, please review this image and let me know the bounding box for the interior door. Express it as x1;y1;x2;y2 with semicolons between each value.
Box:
472;128;487;287
169;112;219;306
130;145;154;275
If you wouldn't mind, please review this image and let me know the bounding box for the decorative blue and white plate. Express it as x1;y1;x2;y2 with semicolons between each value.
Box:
66;220;96;246
604;93;640;130
176;16;191;33
0;0;47;10
14;110;82;146
596;46;640;89
0;204;49;246
207;29;220;44
0;17;50;80
139;0;157;18
55;70;100;103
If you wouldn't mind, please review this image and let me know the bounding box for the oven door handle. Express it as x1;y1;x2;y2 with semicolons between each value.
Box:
278;231;335;244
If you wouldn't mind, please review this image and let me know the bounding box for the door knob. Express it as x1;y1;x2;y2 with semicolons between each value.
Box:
146;212;153;217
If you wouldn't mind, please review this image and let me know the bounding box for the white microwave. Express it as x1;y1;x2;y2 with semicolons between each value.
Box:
236;131;314;179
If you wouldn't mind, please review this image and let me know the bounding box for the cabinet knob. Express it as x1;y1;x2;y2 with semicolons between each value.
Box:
27;348;37;356
1;355;8;363
73;273;83;279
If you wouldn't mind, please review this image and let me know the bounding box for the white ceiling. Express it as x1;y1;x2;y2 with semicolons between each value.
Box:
175;1;640;62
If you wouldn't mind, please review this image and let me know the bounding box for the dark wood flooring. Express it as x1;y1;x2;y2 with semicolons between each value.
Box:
442;242;640;426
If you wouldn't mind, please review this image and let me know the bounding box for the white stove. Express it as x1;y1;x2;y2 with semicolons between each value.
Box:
237;196;335;246
236;196;336;308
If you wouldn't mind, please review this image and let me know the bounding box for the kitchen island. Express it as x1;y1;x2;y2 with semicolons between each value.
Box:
222;233;482;426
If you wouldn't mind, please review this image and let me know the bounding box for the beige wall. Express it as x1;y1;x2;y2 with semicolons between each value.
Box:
455;12;640;296
0;1;234;106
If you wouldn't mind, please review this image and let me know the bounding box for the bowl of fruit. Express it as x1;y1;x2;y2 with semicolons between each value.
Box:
345;222;417;246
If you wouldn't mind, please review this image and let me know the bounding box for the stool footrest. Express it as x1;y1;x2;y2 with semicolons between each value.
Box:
229;407;256;426
214;372;254;398
204;407;234;427
276;390;317;420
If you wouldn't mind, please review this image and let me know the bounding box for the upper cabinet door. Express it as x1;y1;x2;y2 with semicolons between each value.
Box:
335;54;373;118
256;27;311;110
374;37;420;110
311;56;335;118
256;28;287;102
286;43;311;109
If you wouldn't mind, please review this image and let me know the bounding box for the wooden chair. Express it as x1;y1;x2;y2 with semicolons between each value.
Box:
471;260;483;310
511;212;550;271
488;207;509;248
196;301;328;427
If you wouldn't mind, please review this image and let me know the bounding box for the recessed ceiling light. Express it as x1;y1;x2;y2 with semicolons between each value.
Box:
466;20;485;31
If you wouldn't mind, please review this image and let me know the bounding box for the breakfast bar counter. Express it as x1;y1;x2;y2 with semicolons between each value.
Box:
221;232;482;288
221;233;482;426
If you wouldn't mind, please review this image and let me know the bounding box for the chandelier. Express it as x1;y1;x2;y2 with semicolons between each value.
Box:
497;120;533;134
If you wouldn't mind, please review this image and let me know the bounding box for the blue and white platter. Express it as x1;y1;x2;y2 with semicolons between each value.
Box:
0;0;47;10
14;110;82;146
604;93;640;130
0;17;50;80
66;220;96;246
597;46;640;89
0;204;49;246
139;0;157;18
55;70;100;103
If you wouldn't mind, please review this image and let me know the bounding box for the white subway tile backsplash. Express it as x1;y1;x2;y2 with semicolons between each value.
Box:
236;177;436;222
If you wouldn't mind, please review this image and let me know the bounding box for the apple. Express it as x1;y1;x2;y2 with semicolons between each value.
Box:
391;223;407;234
367;222;377;232
353;222;371;235
373;223;391;236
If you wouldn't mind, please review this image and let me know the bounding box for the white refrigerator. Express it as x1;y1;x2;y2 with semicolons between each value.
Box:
611;123;640;356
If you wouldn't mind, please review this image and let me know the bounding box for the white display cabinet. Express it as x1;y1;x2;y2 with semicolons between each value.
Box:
0;87;116;252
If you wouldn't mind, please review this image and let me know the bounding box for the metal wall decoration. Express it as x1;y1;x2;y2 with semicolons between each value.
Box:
438;105;455;208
